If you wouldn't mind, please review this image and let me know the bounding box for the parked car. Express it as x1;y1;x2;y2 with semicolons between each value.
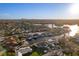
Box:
33;34;39;40
46;32;53;37
41;33;47;37
26;35;33;41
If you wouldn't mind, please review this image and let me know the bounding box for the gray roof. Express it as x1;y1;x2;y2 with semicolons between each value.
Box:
17;47;32;54
0;37;5;42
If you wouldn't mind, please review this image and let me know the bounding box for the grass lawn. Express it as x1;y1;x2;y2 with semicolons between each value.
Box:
31;52;40;56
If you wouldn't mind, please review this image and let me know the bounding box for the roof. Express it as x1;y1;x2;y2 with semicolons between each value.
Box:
17;47;32;54
0;37;5;42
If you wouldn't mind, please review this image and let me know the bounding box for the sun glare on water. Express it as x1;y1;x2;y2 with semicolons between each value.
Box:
68;3;79;36
69;24;79;37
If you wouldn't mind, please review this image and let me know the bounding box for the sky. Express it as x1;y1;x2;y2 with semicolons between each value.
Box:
0;3;79;19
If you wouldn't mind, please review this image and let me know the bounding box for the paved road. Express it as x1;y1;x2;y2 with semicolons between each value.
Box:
27;33;69;47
